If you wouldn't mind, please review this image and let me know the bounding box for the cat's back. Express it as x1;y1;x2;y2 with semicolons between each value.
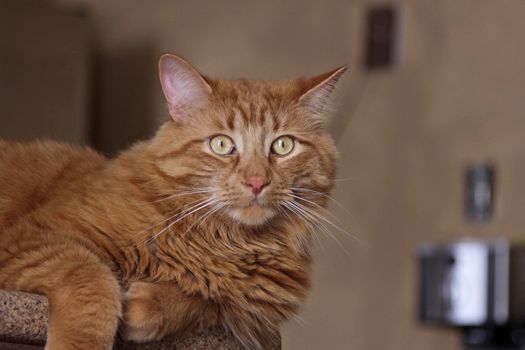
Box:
0;140;107;227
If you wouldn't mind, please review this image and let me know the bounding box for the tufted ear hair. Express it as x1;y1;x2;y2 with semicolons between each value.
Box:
159;53;212;122
298;66;347;118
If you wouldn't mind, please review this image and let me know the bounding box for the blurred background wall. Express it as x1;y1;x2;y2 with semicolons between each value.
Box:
2;0;525;349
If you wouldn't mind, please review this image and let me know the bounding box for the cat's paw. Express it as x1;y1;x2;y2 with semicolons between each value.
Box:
122;282;168;342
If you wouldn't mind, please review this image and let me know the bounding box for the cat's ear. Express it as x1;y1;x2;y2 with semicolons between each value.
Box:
159;53;212;122
298;66;347;117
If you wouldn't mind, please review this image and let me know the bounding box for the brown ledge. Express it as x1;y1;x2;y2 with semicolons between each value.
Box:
0;290;259;349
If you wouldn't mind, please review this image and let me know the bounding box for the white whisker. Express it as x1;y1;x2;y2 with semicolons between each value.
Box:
140;187;215;205
333;177;359;182
292;314;307;327
291;187;354;219
288;193;342;225
287;201;351;255
135;195;214;235
291;200;367;247
276;204;316;250
282;202;320;250
181;201;225;237
136;197;217;247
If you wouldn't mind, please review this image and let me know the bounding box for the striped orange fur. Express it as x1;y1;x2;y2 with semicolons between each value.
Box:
0;54;345;350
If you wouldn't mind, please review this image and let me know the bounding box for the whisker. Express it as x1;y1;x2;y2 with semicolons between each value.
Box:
181;201;225;237
291;314;307;327
288;193;342;225
148;202;214;244
276;204;317;250
134;195;214;235
136;197;216;248
287;201;351;255
291;201;367;247
138;187;215;205
333;177;359;182
291;187;354;219
282;202;322;250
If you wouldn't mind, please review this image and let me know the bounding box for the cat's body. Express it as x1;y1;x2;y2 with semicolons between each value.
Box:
0;55;344;350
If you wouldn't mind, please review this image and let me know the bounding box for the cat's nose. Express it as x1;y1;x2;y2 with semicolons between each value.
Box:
243;176;269;195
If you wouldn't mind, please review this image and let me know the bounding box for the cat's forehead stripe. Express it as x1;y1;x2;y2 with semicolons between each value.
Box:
226;109;235;130
229;99;280;134
271;108;280;132
211;80;304;139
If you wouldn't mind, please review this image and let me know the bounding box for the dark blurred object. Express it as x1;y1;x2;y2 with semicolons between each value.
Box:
364;5;399;69
465;164;495;223
0;0;91;144
92;45;157;155
419;240;525;349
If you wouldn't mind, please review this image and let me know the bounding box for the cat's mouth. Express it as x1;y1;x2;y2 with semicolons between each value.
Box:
226;201;276;226
248;197;263;207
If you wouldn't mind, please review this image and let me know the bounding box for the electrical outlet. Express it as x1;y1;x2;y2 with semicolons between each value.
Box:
465;163;495;222
364;5;400;70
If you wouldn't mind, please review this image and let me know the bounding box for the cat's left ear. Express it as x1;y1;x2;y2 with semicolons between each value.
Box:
298;66;347;118
159;53;212;122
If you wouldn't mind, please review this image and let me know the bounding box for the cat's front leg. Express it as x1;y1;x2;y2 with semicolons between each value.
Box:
0;236;122;350
44;253;122;350
122;281;217;342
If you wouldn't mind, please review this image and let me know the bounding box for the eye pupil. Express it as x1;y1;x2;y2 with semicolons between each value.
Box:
209;135;234;155
271;136;294;156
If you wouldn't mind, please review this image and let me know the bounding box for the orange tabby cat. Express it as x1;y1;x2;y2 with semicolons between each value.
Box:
0;54;345;350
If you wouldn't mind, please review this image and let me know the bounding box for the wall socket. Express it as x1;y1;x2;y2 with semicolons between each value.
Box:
364;4;400;70
465;163;495;223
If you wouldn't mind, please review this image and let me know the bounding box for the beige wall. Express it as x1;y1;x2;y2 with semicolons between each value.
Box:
289;2;525;350
12;0;525;348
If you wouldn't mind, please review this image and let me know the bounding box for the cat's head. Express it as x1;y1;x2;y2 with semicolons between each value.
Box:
149;54;344;227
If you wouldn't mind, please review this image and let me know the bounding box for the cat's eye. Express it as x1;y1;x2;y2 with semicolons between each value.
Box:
209;135;235;155
271;136;295;156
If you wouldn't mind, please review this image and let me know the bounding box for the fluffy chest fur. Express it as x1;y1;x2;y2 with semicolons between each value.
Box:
99;153;313;321
141;219;311;308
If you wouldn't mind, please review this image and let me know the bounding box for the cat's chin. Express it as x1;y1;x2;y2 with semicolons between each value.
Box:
226;206;276;226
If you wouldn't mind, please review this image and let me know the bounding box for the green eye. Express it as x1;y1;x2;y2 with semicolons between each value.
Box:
209;135;235;155
271;136;295;156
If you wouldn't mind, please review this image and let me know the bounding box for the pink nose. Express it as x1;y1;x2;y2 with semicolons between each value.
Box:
243;176;269;195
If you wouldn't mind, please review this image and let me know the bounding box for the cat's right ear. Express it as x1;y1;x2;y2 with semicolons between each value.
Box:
159;54;212;122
